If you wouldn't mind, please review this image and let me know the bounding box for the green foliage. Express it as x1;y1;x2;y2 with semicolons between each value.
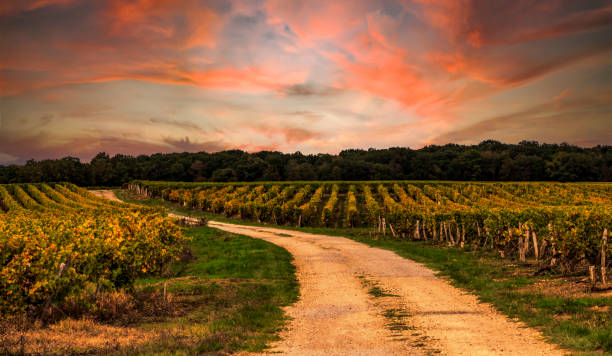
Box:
1;142;610;185
0;183;185;317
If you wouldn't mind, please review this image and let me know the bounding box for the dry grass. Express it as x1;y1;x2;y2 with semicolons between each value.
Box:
1;318;156;355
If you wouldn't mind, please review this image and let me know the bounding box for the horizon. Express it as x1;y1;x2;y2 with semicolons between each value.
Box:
1;139;609;166
1;0;611;164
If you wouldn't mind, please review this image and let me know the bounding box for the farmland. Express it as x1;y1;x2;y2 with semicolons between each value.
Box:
131;180;612;281
0;183;298;354
0;183;185;317
2;180;611;354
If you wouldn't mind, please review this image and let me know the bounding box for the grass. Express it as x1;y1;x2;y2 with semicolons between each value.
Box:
129;225;299;354
115;189;612;355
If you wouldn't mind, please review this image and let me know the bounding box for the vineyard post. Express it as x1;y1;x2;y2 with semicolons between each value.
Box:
389;223;397;238
42;261;67;318
444;222;452;245
433;223;438;241
532;231;539;261
518;227;526;262
443;222;448;243
539;240;548;261
524;226;530;261
415;220;420;240
549;223;557;267
447;223;456;246
602;228;608;285
297;214;301;227
439;222;444;243
382;217;387;235
589;265;596;287
455;224;461;247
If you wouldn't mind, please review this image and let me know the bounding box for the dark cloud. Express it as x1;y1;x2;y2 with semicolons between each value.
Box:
162;136;228;153
0;132;228;163
431;95;612;147
149;117;207;134
283;83;339;96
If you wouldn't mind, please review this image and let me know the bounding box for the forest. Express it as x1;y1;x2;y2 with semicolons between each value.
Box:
1;140;610;185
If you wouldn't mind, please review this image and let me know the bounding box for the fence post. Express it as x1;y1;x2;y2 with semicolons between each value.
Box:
532;231;539;261
602;228;608;285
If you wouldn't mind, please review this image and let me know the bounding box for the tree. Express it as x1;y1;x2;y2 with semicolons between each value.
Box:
211;168;238;182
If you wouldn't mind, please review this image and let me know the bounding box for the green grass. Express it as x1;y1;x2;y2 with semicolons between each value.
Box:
126;225;298;355
116;189;612;355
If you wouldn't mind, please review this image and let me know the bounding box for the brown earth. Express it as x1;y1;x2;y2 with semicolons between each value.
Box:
89;190;122;201
209;221;565;356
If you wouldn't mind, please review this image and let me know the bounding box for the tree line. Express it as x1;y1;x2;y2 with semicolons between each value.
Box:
0;141;610;186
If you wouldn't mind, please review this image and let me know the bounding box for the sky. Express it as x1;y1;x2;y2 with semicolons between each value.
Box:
1;0;611;164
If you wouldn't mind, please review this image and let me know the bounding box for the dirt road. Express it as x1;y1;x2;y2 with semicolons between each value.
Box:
92;190;563;355
209;221;564;356
90;190;122;201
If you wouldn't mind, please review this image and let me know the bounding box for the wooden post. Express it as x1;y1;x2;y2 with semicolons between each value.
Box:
297;214;302;227
415;220;420;240
43;261;67;317
440;223;444;242
447;223;456;246
389;223;397;238
602;228;608;285
382;217;387;236
539;239;547;259
456;224;461;247
589;265;596;286
163;281;168;304
515;226;525;262
443;222;448;243
532;231;539;261
549;223;557;267
524;227;530;260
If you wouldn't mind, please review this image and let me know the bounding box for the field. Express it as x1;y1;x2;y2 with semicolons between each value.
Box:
2;180;611;354
0;183;298;354
131;180;612;282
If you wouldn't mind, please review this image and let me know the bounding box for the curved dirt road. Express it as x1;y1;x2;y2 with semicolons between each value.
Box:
92;191;563;355
209;221;564;356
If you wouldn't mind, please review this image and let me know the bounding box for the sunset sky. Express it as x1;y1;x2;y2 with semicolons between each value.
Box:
1;0;611;164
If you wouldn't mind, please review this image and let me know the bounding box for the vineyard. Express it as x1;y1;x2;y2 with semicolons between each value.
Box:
131;180;611;281
0;183;184;317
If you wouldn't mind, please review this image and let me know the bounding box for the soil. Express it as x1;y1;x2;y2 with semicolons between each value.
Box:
209;221;565;356
89;190;122;201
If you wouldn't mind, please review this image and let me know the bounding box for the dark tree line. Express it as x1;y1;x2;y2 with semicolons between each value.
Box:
1;141;610;185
